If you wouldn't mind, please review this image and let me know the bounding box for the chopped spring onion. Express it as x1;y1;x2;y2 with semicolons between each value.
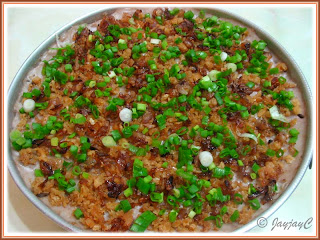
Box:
208;162;216;170
250;173;257;179
184;10;194;20
158;209;166;216
142;128;149;134
246;81;255;88
269;67;279;75
15;137;26;146
237;160;244;166
266;148;276;156
170;8;180;15
72;113;86;124
190;145;201;155
289;128;299;143
230;210;240;222
204;215;223;228
150;192;164;203
74;208;84;219
188;184;199;194
137;103;147;111
188;210;196;219
276;149;284;158
252;162;260;173
173;188;180;198
248;198;261;210
208;70;220;81
263;80;271;88
156;114;166;130
220;206;228;215
82;172;89;179
248;184;257;195
101;136;117;147
50;130;56;135
234;193;244;204
34;169;44;177
176;126;188;135
167;195;177;206
115;199;132;213
124;187;133;197
137;178;151;194
279;76;286;84
206;187;230;205
133;159;148;177
89;80;96;88
130;211;157;232
176;168;197;183
162;162;168;168
65;64;72;72
51;137;59;147
169;210;178;222
10;130;22;142
118;39;128;50
213;166;232;179
144;175;152;183
241;145;252;156
72;166;82;176
111;130;122;142
289;128;299;137
199;75;216;92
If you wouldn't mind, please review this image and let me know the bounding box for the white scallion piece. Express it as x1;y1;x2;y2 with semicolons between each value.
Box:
129;17;135;25
119;108;133;122
199;151;213;167
269;105;289;123
201;75;210;82
220;52;228;62
108;71;116;78
238;133;258;143
23;99;35;113
102;136;117;147
150;39;161;45
226;63;237;72
208;70;221;81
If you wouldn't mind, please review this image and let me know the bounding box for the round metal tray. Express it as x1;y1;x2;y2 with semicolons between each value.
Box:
7;7;313;233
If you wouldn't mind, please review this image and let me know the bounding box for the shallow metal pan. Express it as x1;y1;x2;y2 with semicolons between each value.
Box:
7;7;313;233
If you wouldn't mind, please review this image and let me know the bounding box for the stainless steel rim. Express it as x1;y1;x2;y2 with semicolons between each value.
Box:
7;7;313;233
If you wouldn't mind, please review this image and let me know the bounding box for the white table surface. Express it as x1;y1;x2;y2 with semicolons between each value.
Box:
5;5;315;235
